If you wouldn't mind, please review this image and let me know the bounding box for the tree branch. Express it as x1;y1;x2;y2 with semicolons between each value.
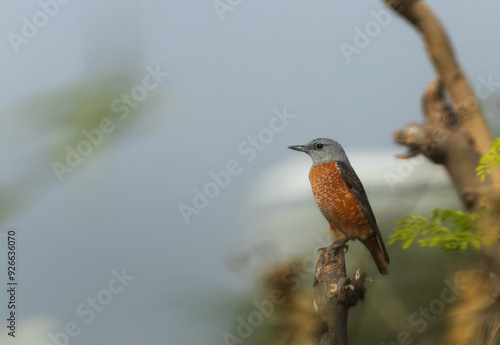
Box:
313;241;366;345
383;1;500;343
384;0;495;178
394;80;484;211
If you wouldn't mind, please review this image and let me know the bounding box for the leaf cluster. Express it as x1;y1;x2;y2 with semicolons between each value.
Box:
390;208;483;251
476;137;500;181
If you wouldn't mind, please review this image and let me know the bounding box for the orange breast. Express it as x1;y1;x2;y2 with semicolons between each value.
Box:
309;162;369;237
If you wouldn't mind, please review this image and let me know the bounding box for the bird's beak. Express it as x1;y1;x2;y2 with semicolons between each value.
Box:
288;145;308;152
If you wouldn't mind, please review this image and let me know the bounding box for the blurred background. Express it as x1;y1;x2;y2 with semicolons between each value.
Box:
1;1;499;344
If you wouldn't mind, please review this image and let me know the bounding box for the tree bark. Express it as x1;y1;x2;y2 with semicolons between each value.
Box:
383;0;500;343
313;241;366;345
385;0;495;174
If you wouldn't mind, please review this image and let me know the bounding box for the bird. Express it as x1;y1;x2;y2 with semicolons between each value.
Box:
288;138;390;275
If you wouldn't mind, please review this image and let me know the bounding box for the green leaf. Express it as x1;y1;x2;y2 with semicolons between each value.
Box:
403;238;414;249
477;138;500;180
391;208;482;251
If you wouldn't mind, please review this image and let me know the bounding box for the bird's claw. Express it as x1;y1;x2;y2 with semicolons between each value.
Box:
328;238;349;255
317;239;349;255
317;246;327;253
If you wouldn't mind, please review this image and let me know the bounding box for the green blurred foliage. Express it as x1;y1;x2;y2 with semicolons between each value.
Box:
0;71;171;228
390;208;485;250
476;137;500;181
392;139;500;251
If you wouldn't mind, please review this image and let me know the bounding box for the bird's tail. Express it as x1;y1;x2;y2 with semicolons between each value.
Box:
360;234;390;275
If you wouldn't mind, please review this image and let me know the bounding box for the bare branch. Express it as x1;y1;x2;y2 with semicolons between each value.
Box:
383;1;500;343
384;0;493;159
314;241;366;345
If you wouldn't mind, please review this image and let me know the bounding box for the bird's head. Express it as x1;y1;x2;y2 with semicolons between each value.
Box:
288;138;348;167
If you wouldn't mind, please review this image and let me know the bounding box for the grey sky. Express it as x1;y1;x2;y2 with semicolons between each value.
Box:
1;1;499;344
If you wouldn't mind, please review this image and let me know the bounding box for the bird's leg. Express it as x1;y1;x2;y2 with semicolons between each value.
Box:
317;226;350;253
327;237;349;256
317;237;350;254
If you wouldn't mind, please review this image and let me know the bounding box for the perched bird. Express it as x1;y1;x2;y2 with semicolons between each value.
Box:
288;138;390;275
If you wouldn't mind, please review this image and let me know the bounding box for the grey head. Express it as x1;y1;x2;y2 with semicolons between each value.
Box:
288;138;350;167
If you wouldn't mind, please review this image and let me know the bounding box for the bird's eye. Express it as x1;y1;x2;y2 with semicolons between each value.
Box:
315;143;324;149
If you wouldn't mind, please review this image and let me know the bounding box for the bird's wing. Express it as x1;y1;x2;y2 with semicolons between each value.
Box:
335;161;390;263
